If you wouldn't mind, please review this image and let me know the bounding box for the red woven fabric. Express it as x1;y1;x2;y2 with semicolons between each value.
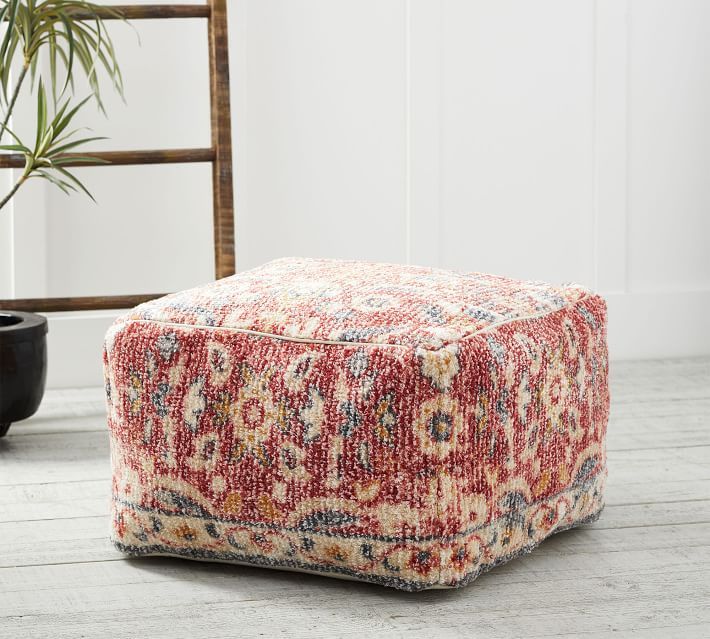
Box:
105;258;609;590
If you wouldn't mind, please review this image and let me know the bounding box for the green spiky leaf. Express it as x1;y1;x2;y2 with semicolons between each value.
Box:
0;1;133;209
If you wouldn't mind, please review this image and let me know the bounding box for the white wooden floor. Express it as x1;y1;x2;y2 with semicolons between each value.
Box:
1;358;709;638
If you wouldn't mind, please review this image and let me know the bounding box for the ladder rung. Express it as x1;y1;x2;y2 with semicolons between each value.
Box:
68;5;210;20
0;147;215;168
0;294;167;313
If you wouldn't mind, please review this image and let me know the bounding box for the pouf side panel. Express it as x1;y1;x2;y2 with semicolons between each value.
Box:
104;319;449;590
432;292;609;587
103;288;609;591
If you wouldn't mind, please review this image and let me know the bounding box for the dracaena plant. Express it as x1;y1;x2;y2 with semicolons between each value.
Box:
0;0;126;210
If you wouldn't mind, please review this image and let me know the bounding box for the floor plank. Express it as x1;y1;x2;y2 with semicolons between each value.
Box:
0;357;708;638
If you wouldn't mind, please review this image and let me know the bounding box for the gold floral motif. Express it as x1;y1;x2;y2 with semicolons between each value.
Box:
414;394;464;459
541;345;570;436
127;372;142;415
374;393;397;446
257;494;282;520
417;343;460;391
222;492;242;515
225;366;282;466
354;479;381;502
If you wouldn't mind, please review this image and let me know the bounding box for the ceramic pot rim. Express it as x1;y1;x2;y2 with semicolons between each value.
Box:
0;310;48;344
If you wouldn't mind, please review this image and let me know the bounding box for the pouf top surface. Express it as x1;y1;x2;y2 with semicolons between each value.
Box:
131;257;588;349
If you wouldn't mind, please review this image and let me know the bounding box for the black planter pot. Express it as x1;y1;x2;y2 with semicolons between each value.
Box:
0;311;48;437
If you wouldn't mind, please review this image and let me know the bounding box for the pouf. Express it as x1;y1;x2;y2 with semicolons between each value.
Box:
104;257;609;591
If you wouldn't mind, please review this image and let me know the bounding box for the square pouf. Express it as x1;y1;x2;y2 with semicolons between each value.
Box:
104;257;609;591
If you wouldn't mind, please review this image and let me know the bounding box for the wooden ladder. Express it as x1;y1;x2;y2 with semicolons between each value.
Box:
0;2;235;312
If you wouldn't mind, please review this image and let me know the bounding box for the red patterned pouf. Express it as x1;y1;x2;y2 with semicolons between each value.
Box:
104;257;609;590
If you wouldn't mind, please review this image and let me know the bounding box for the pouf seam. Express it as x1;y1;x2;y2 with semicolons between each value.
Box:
110;499;605;592
460;291;593;342
116;291;593;352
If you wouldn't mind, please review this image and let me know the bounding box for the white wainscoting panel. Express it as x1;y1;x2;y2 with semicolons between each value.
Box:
1;0;707;387
436;0;596;286
235;0;409;270
626;0;710;294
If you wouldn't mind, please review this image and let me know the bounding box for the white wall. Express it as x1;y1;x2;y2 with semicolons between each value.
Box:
1;0;709;387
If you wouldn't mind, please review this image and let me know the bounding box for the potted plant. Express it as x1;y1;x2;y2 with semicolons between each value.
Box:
0;0;126;436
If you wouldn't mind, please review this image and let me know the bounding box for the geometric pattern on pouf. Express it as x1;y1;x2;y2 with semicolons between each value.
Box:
104;257;609;591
